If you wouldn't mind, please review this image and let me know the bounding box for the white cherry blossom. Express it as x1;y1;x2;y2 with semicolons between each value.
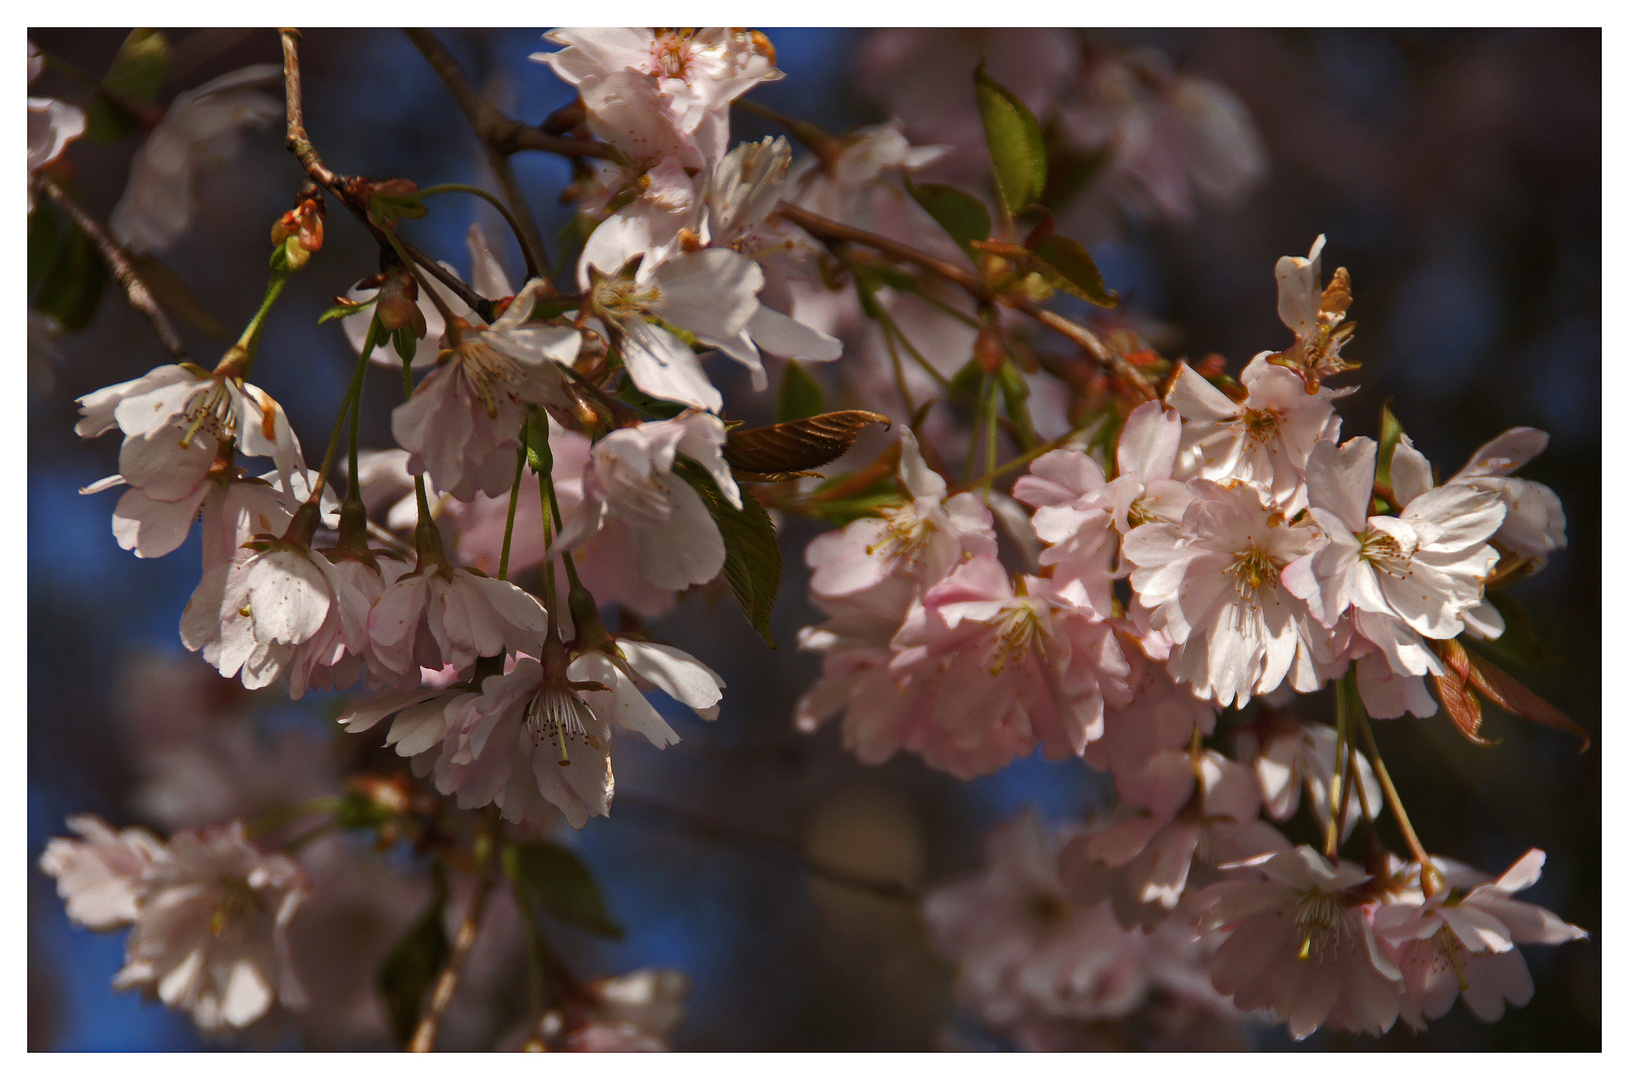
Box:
39;814;165;932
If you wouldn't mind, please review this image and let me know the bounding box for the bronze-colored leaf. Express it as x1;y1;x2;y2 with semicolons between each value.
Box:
1465;651;1591;753
1431;669;1493;746
724;410;890;475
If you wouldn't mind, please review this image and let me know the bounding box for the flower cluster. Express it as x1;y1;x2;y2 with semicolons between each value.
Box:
36;26;1588;1051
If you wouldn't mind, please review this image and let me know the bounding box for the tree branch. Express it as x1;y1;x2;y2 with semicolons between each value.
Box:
278;27;494;321
409;863;496;1052
402;29;550;283
776;202;1156;401
37;178;186;360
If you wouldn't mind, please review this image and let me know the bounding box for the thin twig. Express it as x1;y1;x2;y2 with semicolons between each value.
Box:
402;29;551;282
777;202;1156;401
409;865;497;1052
37;178;187;360
402;28;615;161
616;793;921;903
278;28;493;320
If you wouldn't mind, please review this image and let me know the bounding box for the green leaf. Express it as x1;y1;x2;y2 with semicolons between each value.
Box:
28;203;61;293
775;360;825;423
504;841;623;939
1375;399;1404;495
974;63;1047;219
33;213;107;331
319;297;373;325
905;179;991;263
674;457;781;648
85;29;169;143
1031;235;1118;308
378;892;448;1047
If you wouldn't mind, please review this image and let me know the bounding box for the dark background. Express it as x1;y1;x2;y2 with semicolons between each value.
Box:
27;27;1599;1051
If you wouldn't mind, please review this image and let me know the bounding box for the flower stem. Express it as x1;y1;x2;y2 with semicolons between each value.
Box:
497;442;526;581
308;334;374;506
232;268;289;377
1325;671;1354;859
415;182;543;284
410;849;497;1052
1353;691;1442;896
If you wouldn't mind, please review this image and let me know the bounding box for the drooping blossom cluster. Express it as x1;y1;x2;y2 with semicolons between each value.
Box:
34;26;1587;1051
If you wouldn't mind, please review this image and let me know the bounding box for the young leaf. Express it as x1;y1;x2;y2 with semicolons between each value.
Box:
776;360;825;423
905;179;991;263
28;202;61;293
504;841;624;939
1464;647;1590;752
33;215;107;331
674;458;781;648
1375;399;1404;494
378;893;448;1046
85;29;169;143
319;297;374;325
724;411;890;474
974;63;1047;219
1031;235;1118;308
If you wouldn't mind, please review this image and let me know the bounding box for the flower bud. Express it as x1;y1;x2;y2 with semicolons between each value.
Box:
375;266;425;337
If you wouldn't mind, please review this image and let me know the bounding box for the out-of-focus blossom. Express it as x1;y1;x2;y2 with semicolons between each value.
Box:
110;64;283;254
39;814;165;932
27;41;85;211
113;823;307;1032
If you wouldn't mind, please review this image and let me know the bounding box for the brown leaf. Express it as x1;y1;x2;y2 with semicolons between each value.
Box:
1431;669;1494;746
724;410;891;475
1465;652;1591;753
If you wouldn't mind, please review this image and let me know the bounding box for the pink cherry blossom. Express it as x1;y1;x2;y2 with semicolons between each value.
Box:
1374;849;1587;1030
27;42;85;211
365;565;547;688
181;540;338;693
1061;750;1288;929
39;814;165;932
1166;354;1347;513
1198;845;1401;1039
805;429;997;598
1234;714;1380;841
548;410;738;591
1446;426;1567;566
109;65;283;254
112;823;307;1031
392;280;582;501
1123;479;1324;706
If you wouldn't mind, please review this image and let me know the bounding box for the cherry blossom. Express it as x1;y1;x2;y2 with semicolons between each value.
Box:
1265;235;1358;392
548;409;738;591
1235;714;1380;841
1445;427;1567;566
111;823;307;1032
39;814;165;932
1166;353;1346;513
805;429;997;598
27;41;85;210
1123;479;1324;706
1374;849;1586;1030
1198;845;1401;1039
1061;750;1288;929
109;64;283;254
365;563;547;689
392;279;582;500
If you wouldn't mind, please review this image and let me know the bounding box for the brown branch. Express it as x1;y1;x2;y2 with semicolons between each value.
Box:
278;28;494;321
402;28;615;161
616;793;921;904
409;864;496;1052
402;29;549;282
37;178;186;360
776;202;1156;401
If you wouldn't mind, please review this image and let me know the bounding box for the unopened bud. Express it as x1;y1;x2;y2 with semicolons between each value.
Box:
974;319;1005;373
376;267;425;336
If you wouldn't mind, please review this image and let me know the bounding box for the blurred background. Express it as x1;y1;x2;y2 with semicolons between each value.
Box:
28;27;1599;1051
